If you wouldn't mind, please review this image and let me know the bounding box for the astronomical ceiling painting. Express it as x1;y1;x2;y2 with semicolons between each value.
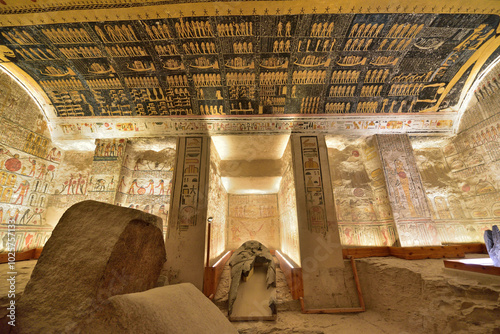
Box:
0;2;499;121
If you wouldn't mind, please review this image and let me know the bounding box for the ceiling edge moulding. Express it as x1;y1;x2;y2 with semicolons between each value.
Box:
1;0;500;21
49;113;457;140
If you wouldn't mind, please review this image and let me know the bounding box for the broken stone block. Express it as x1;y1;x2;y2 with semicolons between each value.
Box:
16;200;166;333
484;225;500;267
81;283;238;333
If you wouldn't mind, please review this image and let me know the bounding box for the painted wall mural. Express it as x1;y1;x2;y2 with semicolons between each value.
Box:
327;135;397;246
45;149;94;229
206;139;228;264
114;137;176;238
377;134;440;246
411;61;500;243
277;140;301;266
0;12;498;119
300;136;327;233
84;138;126;205
228;194;280;250
0;70;61;252
411;136;500;243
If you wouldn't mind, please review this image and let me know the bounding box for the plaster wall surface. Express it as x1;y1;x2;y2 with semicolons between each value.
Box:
376;134;440;246
45;149;94;228
327;135;398;246
0;70;62;252
114;137;176;238
228;194;280;250
406;60;500;243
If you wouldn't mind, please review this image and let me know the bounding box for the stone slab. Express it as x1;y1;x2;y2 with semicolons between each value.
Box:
16;200;166;333
83;283;238;334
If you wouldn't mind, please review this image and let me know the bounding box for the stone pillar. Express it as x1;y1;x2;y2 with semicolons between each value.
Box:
165;136;210;289
376;134;441;246
87;138;127;204
291;134;351;308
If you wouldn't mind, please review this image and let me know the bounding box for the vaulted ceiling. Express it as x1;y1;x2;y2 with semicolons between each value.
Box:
1;0;500;139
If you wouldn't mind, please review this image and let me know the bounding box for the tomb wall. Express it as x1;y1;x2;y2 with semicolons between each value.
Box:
45;149;94;229
227;194;280;251
327;135;398;246
0;70;62;252
407;62;500;244
114;138;177;238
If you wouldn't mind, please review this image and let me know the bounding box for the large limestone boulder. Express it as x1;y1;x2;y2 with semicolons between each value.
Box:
16;200;166;333
82;283;238;333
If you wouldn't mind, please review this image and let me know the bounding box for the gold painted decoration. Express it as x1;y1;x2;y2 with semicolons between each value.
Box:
0;8;499;120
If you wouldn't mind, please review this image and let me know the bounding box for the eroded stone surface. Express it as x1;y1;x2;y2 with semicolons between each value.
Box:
356;255;500;334
3;255;499;334
15;201;166;333
83;283;238;334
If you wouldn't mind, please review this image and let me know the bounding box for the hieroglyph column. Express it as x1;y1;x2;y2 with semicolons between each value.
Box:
165;136;210;289
291;134;350;308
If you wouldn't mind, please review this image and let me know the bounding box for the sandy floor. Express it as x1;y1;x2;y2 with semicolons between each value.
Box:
234;310;412;334
1;255;498;334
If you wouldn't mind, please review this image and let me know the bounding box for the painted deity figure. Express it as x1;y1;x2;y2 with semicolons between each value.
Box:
28;158;36;177
147;179;155;195
117;176;126;193
128;179;138;194
394;159;417;217
12;180;29;205
156;179;165;195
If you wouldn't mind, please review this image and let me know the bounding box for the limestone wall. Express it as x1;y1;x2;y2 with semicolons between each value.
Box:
206;139;228;264
0;70;62;252
408;61;500;243
45;149;94;228
458;62;500;133
43;138;127;232
227;194;280;250
411;130;500;243
376;134;440;246
327;135;397;246
114;138;176;238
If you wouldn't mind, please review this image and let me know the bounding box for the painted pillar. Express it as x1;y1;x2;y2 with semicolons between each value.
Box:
376;134;441;246
165;136;210;290
291;134;349;308
327;135;398;247
87;138;127;204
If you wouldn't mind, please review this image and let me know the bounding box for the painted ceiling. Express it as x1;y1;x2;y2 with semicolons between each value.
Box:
0;0;500;138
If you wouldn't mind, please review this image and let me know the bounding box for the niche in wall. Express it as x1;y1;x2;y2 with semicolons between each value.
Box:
209;134;300;265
